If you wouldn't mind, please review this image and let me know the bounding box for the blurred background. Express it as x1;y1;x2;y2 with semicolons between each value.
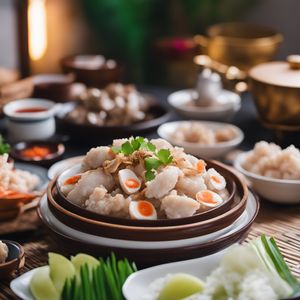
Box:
1;0;299;86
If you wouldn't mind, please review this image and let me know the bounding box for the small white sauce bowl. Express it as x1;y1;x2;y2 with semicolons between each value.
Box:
234;151;300;204
168;89;241;121
3;98;57;142
157;121;244;159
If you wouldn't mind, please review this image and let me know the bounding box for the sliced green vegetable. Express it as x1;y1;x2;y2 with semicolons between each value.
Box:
60;253;137;300
30;266;60;300
157;273;204;300
48;253;75;294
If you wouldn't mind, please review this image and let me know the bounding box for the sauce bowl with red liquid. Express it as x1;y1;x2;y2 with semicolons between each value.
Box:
3;99;57;142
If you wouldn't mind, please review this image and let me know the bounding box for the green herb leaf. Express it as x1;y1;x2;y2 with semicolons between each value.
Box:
0;135;10;155
145;170;155;181
144;157;161;171
111;146;121;154
135;136;145;144
121;141;134;155
130;139;140;151
146;142;156;152
140;141;156;152
156;149;173;164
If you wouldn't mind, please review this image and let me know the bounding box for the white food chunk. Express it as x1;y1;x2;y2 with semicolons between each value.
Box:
67;169;114;205
161;193;200;219
81;146;114;171
176;175;207;198
0;241;8;264
85;186;130;218
150;138;173;150
145;166;182;199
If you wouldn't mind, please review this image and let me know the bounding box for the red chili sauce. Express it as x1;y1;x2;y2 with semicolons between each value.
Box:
15;107;48;113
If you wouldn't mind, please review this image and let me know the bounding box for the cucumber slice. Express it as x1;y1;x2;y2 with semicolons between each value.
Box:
30;266;60;300
71;253;100;274
157;273;204;300
48;252;75;293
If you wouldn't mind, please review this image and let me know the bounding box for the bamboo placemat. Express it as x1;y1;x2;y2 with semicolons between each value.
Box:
1;200;300;299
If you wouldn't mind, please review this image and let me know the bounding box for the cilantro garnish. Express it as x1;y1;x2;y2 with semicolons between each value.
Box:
144;148;173;182
111;137;156;156
0;135;10;155
110;137;173;182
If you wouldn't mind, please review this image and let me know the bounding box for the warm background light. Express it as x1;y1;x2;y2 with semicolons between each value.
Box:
28;0;47;61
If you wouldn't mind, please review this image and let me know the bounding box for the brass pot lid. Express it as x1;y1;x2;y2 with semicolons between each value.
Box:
249;55;300;88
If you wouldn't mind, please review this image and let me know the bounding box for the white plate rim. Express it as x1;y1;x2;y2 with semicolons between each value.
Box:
38;192;256;250
47;155;84;180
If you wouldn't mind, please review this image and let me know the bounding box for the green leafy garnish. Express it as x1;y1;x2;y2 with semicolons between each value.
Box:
144;157;162;170
156;149;173;164
145;170;155;182
111;146;121;154
0;135;10;155
112;137;156;156
121;141;134;155
110;137;173;182
144;148;173;182
61;253;137;300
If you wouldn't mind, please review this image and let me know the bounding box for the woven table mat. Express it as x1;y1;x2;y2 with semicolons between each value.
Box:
1;200;300;299
246;200;300;278
0;210;41;237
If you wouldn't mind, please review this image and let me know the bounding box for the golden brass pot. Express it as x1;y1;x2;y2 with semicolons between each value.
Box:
249;55;300;131
195;23;283;71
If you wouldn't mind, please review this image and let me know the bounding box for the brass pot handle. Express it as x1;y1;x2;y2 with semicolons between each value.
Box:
194;35;209;54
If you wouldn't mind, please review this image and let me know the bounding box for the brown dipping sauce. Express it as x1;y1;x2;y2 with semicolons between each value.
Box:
15;107;48;113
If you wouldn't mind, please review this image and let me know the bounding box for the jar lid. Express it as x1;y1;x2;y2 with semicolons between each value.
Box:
249;55;300;88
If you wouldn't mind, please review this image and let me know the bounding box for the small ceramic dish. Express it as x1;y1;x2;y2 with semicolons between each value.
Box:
3;99;57;142
157;121;244;159
0;240;25;279
10;141;65;167
234;152;300;204
61;54;123;88
168;89;241;121
54;160;237;227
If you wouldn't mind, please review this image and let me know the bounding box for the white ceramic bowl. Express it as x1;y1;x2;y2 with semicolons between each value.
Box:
157;121;244;159
3;98;57;142
234;152;300;204
168;89;241;121
123;250;225;300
